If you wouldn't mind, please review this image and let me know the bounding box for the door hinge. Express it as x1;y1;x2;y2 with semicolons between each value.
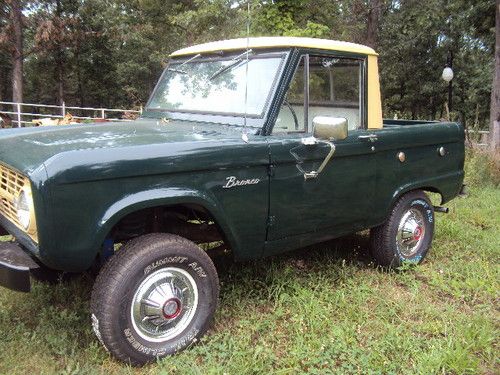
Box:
267;164;275;177
267;215;276;228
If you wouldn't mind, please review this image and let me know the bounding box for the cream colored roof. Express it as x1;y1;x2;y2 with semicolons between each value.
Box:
170;37;377;57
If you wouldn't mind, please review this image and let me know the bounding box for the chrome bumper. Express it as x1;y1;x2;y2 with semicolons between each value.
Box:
0;241;39;292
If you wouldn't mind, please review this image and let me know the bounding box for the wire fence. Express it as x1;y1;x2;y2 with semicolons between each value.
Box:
465;129;490;148
0;101;142;127
0;101;492;148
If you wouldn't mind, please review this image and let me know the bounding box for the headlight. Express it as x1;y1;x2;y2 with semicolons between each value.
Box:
15;188;32;230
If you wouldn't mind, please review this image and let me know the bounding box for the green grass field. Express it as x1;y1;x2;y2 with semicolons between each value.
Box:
0;152;498;374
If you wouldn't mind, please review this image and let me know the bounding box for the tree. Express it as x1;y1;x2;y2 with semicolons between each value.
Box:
366;0;382;49
0;0;494;131
491;0;499;150
0;4;12;103
0;0;25;103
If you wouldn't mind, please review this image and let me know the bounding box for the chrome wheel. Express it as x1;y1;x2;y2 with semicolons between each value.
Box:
396;208;425;257
131;267;198;342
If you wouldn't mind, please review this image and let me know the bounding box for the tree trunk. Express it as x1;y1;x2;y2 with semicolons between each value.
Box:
53;0;65;106
490;0;500;151
11;0;23;104
56;52;64;106
0;63;4;103
366;0;382;49
76;52;84;107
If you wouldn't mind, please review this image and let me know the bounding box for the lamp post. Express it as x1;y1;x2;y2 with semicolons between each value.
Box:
442;50;454;113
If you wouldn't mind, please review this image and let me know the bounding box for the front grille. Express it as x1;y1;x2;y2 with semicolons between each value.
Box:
0;163;29;232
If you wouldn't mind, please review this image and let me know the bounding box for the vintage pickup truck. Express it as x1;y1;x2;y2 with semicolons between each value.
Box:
0;37;465;365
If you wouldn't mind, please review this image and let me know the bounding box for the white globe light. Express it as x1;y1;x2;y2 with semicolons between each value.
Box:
442;67;454;82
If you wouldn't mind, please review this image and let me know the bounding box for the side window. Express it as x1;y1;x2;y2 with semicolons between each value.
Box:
273;54;364;134
308;56;363;130
274;56;306;133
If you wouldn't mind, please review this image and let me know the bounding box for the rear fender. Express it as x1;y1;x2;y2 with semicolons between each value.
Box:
388;171;464;216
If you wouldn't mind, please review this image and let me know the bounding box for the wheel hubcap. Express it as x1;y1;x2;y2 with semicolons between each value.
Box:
131;267;198;342
396;208;425;257
162;298;181;319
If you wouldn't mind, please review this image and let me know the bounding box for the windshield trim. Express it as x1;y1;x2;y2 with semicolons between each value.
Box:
144;51;288;122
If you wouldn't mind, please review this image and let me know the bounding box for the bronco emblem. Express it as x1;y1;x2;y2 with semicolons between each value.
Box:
223;176;260;189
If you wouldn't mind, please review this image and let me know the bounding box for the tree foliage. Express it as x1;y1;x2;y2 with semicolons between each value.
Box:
0;0;496;128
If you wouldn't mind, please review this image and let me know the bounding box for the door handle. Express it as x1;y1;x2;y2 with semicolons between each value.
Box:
358;134;378;142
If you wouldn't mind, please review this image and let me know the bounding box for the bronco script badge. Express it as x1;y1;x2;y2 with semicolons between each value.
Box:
222;176;260;189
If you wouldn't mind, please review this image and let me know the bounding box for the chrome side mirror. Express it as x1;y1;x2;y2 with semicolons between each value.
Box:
298;116;348;180
312;116;348;141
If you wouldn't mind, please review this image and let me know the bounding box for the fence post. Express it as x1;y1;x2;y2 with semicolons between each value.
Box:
101;108;105;119
62;101;66;117
492;121;500;151
16;102;21;127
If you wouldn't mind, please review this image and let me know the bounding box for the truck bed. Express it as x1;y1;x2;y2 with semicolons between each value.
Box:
383;119;440;127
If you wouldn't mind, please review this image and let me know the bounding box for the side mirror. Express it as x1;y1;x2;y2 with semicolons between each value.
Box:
312;116;348;141
298;116;348;180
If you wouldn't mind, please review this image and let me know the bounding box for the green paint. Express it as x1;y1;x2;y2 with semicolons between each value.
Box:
0;47;465;272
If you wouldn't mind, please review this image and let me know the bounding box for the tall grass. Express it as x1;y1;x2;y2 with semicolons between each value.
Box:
465;148;500;188
0;150;498;374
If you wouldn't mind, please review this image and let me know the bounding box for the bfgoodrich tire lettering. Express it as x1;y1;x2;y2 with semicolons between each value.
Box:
90;233;219;365
370;190;434;267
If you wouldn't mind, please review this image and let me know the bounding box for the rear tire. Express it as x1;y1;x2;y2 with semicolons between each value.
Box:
370;190;434;267
90;233;219;365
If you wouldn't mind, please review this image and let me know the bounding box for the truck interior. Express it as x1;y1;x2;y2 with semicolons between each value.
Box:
274;55;362;133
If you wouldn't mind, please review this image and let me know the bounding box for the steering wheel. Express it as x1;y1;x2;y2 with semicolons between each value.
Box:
283;99;299;131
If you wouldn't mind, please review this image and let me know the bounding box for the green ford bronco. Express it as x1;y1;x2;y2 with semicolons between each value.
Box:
0;37;465;365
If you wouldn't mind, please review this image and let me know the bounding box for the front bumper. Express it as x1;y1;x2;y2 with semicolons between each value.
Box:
0;241;39;292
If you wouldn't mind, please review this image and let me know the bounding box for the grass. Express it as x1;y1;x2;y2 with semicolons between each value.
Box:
0;152;499;374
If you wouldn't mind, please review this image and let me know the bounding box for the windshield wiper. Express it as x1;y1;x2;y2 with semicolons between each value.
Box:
167;53;201;75
209;49;253;81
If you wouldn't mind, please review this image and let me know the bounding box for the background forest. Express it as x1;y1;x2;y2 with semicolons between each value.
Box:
0;0;496;130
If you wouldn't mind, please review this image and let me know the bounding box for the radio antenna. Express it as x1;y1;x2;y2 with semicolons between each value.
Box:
242;0;251;142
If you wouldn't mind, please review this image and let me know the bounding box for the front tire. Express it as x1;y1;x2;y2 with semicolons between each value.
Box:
90;233;219;365
370;190;434;267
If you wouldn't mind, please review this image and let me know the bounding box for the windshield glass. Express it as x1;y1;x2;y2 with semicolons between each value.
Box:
147;53;285;117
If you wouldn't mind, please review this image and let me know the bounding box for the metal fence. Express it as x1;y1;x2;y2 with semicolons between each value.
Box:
0;102;492;148
0;101;142;127
465;129;490;148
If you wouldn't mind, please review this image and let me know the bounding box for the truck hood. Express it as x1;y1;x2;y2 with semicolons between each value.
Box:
0;118;251;176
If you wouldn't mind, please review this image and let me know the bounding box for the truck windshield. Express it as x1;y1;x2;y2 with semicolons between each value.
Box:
147;53;285;118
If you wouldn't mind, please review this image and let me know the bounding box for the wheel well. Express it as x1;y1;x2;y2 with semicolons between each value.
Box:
105;204;230;258
419;186;444;204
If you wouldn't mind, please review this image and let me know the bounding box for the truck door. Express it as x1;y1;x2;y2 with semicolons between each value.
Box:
266;54;377;243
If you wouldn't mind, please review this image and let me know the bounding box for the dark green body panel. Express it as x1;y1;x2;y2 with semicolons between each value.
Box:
262;122;464;256
372;122;465;222
266;129;376;241
0;49;465;272
0;120;271;270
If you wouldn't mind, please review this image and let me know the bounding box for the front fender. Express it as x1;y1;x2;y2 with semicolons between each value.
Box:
41;185;241;272
94;187;238;260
